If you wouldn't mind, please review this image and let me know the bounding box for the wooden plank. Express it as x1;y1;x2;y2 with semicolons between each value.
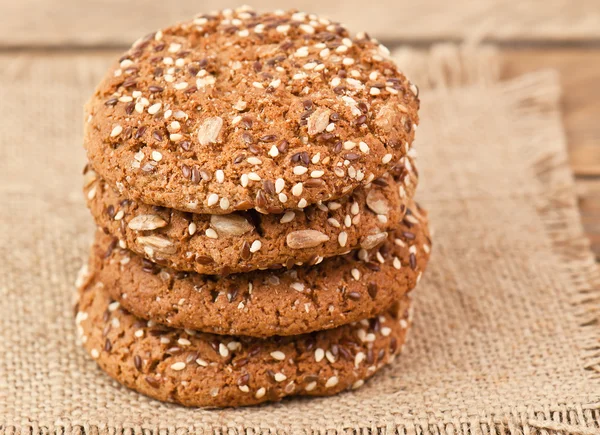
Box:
501;47;600;260
4;0;600;48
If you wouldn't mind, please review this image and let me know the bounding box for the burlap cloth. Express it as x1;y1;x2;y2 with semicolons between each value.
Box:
1;46;599;434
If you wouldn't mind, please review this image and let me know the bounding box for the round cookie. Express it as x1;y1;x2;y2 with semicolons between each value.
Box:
76;279;412;408
83;7;419;214
87;203;430;337
83;157;417;275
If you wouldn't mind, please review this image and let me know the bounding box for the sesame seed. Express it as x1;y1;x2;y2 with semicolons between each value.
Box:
270;351;285;361
171;362;186;371
298;198;307;208
188;222;197;236
276;24;290;33
328;218;341;228
250;240;262;253
91;349;99;358
381;327;392;337
178;338;191;346
151;151;162;162
290;282;304;292
351;268;361;280
240;174;249;187
252;82;264;89
219;197;230;210
303;62;318;70
168;43;181;53
331;77;341;87
207;193;219;206
255;387;266;398
354;352;365;367
238;29;249;37
352;380;364;390
274;373;287;382
350;202;360;215
247;157;262;165
275;178;285;193
270;78;281;89
148;103;161;115
326;123;335;132
291;183;303;196
196;358;208;367
295;47;309;57
325;376;339;388
343;58;355;66
310;170;324;178
268;145;279;157
215;170;225;183
113;210;124;221
336;45;348;53
248;172;261;181
205;228;218;239
108;301;120;312
279;193;288;202
370;87;381;96
293;166;308;175
338;232;348;247
305;381;317;391
344;141;356;150
280;211;295;224
377;215;388;224
320;48;330;58
239;385;250;393
110;125;123;137
315;348;325;362
381;154;393;164
219;343;229;357
174;82;188;90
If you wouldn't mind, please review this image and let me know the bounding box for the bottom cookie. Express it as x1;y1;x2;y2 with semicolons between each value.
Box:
76;278;412;408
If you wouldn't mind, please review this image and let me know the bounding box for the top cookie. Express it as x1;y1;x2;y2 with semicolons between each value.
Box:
84;7;420;214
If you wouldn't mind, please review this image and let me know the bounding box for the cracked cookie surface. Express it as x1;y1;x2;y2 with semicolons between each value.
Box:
76;279;412;408
84;159;417;275
83;8;419;214
85;202;430;337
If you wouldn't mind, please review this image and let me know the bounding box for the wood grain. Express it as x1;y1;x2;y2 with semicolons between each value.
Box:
502;48;600;259
4;0;600;48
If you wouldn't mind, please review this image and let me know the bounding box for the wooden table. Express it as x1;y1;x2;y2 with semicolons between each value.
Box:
502;47;600;260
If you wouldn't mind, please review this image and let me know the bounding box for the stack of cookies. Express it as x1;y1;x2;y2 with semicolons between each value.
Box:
76;7;430;407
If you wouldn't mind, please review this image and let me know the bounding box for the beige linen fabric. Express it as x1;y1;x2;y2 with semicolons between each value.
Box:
0;47;599;434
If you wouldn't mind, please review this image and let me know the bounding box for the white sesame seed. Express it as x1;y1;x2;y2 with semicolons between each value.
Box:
113;210;124;221
239;385;250;393
342;37;353;47
148;103;161;115
303;62;318;70
108;301;120;312
171;361;186;371
338;231;348;247
370;87;381;96
352;379;364;390
205;228;218;239
178;338;191;346
343;57;355;66
240;174;249;187
351;268;361;281
219;197;230;210
293;72;307;80
280;211;295;224
110;125;123;137
328;218;341;228
268;145;279;157
295;46;309;57
255;387;266;398
279;193;288;202
381;154;393;164
252;82;264;89
270;351;285;361
276;24;290;33
219;343;229;357
274;373;287;382
290;282;304;292
315;348;325;362
207;193;219;206
248;172;261;181
238;29;249;37
344;141;356;150
196;358;208;367
215;170;225;183
174;82;188;90
344;215;352;227
269;78;281;89
247;157;262;165
358;142;370;154
305;381;317;391
168;43;181;53
354;352;365;367
90;349;99;358
377;215;388;224
331;77;341;87
291;183;303;196
320;48;330;58
293;166;308;175
325;123;335;132
151;151;162;162
275;178;285;193
298;198;308;208
381;327;392;337
325;376;339;388
188;222;197;236
336;45;348;53
250;240;262;253
310;170;324;178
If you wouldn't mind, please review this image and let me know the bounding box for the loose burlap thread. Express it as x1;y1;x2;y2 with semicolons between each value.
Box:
0;46;599;434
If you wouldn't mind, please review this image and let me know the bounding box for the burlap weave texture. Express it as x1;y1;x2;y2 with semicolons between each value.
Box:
0;47;598;434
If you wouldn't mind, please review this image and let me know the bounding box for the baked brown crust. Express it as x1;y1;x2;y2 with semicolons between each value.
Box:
83;8;419;214
83;160;417;275
87;202;430;337
76;278;412;408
